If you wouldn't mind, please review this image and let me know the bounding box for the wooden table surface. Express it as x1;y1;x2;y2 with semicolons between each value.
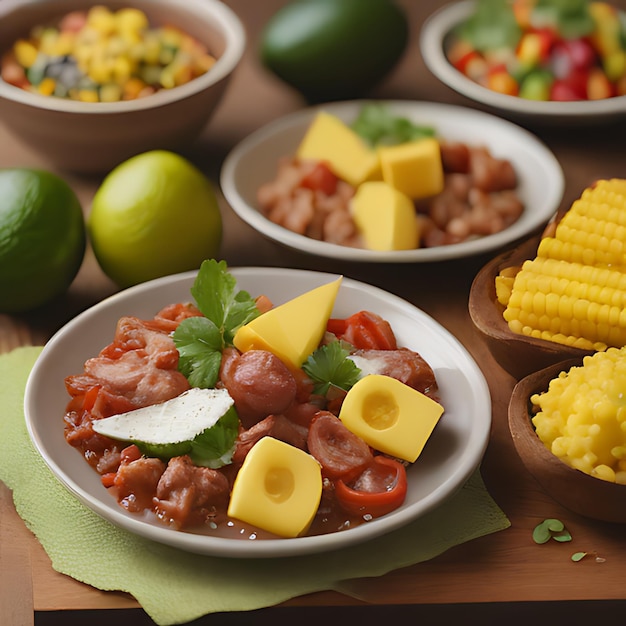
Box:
2;1;626;624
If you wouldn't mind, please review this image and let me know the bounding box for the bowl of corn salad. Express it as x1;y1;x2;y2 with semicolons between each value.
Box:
509;355;626;523
470;178;626;379
421;0;626;123
0;0;245;172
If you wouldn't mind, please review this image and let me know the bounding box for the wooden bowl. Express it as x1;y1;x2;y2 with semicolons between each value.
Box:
468;236;592;380
509;359;626;524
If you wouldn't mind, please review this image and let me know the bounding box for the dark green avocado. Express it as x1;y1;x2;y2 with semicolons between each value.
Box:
260;0;409;102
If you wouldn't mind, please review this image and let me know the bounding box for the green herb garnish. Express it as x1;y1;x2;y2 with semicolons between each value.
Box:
351;103;435;147
302;340;361;396
532;518;572;544
138;408;239;469
173;259;261;388
532;0;594;40
455;0;522;52
188;406;240;468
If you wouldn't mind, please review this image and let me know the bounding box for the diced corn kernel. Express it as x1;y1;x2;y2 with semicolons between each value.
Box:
532;347;626;481
77;88;98;102
114;8;149;34
99;82;122;102
87;6;117;35
37;77;56;96
13;40;38;68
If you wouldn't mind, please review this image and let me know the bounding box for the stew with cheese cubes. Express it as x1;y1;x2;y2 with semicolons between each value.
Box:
63;260;443;539
257;105;524;252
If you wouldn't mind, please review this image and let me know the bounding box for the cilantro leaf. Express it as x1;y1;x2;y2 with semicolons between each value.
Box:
189;407;240;468
174;317;223;388
190;259;260;345
174;259;261;387
455;0;522;52
351;103;435;147
302;340;361;396
532;0;594;39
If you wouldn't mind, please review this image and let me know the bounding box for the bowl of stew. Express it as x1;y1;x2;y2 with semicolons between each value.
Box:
24;265;492;557
0;0;245;172
220;100;564;263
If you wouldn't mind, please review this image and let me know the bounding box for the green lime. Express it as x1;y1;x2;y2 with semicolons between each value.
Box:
88;150;222;288
0;169;86;313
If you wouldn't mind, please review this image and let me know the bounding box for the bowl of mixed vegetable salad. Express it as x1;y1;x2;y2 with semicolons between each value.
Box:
220;100;564;263
24;261;491;558
0;0;245;172
421;0;626;122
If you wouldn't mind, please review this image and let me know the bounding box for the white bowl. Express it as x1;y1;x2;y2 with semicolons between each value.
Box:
220;100;564;263
0;0;245;172
420;1;626;123
24;267;491;558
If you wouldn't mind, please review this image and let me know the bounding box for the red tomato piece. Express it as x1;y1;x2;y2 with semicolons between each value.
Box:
335;455;408;518
300;161;339;195
550;75;587;101
328;310;398;351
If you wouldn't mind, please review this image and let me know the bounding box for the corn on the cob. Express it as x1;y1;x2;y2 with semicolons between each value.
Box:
502;179;626;350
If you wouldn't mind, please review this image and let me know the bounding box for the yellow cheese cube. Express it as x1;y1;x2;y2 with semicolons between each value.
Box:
233;277;342;370
339;374;444;463
227;437;322;538
378;137;444;199
296;111;380;186
351;181;419;251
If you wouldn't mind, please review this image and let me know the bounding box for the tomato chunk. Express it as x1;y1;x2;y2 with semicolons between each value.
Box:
327;310;397;350
335;455;407;518
300;161;338;195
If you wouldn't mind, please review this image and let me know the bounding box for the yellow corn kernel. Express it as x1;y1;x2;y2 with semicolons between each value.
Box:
87;5;117;36
99;83;122;102
50;31;75;56
14;40;38;68
495;274;515;306
112;56;133;83
114;8;149;34
38;28;61;56
37;77;56;96
77;89;99;102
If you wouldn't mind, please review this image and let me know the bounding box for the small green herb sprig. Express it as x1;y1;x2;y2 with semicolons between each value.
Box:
351;103;435;147
302;340;361;397
173;259;260;389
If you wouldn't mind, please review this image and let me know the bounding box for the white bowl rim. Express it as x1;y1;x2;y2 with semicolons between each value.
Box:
0;0;246;114
420;0;626;119
220;99;565;263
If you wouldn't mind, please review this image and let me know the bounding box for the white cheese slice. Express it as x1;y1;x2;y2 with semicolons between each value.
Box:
92;387;234;445
347;354;388;378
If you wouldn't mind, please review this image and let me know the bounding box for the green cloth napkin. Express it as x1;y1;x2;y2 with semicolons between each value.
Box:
0;346;510;626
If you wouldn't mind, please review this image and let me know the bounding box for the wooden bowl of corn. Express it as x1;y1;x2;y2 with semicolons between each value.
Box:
509;355;626;524
470;179;626;380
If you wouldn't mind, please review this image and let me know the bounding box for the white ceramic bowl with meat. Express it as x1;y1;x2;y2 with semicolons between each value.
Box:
220;100;564;263
25;263;491;558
